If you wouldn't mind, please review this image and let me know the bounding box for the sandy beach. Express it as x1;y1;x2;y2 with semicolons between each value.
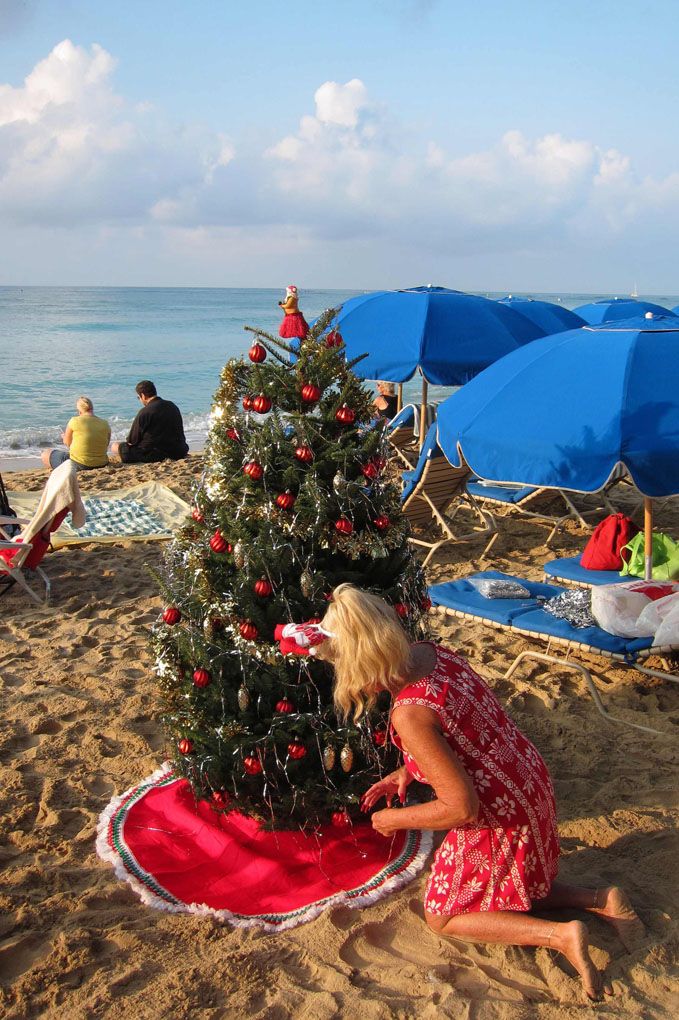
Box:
0;455;677;1019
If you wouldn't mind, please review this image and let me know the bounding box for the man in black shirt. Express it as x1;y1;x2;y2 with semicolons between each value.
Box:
112;380;189;464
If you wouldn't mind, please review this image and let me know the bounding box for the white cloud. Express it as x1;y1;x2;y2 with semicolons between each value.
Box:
3;45;679;283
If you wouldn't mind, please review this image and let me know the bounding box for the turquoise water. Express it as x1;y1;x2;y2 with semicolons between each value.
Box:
2;286;678;467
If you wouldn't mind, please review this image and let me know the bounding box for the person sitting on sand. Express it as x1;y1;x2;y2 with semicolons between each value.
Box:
41;396;110;472
373;381;398;421
111;380;189;464
311;584;644;1003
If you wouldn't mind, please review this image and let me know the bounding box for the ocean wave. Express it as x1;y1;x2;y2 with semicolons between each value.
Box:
0;410;212;461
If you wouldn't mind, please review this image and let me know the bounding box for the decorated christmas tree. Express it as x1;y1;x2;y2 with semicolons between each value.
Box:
153;311;428;829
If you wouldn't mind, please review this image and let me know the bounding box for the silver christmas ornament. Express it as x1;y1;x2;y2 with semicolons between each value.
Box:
333;471;347;495
237;686;250;711
323;746;336;770
300;569;313;597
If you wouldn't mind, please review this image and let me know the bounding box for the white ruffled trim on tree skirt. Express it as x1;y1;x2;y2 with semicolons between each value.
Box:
96;762;434;932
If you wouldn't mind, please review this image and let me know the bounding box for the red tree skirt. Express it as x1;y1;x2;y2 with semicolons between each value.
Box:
96;764;433;931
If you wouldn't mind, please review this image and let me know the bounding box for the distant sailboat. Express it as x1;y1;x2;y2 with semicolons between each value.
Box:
630;282;639;298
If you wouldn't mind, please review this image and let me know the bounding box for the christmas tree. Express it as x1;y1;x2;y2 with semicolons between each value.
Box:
153;311;428;829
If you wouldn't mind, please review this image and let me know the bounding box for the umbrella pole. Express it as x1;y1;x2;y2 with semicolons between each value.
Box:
397;384;403;413
420;376;428;450
644;497;653;581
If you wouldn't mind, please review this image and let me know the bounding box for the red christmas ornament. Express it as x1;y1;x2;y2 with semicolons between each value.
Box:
191;507;204;522
239;620;258;641
210;530;228;553
373;727;387;747
294;445;314;463
325;330;343;348
162;607;181;625
275;490;295;511
373;514;390;531
361;462;378;480
244;461;263;480
301;382;322;404
254;577;273;597
288;739;308;760
211;789;230;808
242;394;254;412
226;427;241;442
275;697;294;714
334;517;353;535
244;753;263;775
394;602;409;618
192;668;211;688
252;393;272;414
248;342;266;363
331;809;351;828
421;596;433;611
178;738;194;755
335;403;356;425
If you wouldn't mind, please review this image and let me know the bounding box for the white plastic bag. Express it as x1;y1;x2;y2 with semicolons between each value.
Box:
591;584;653;638
636;592;679;646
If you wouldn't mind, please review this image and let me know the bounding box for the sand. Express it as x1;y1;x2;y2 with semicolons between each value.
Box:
0;456;677;1019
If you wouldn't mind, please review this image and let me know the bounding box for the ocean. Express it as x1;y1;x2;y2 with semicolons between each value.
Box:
2;286;677;472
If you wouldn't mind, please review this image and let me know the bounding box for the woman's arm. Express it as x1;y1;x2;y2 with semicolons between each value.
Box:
62;424;74;447
370;705;479;836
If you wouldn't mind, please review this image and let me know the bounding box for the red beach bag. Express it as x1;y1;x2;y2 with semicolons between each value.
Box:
580;513;639;571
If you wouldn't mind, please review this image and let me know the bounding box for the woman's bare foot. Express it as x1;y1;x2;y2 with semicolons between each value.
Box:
553;920;611;1001
589;886;645;952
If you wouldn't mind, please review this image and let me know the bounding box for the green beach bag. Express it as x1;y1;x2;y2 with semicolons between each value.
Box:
620;532;679;581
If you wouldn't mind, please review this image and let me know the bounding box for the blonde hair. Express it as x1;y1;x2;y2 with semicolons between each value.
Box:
377;381;396;395
76;396;94;413
317;584;411;721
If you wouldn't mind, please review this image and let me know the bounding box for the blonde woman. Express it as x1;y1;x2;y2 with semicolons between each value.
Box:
41;396;110;472
373;381;398;421
312;584;644;1002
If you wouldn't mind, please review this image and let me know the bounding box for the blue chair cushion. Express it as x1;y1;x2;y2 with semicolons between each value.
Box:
544;554;626;586
467;481;537;504
429;571;654;658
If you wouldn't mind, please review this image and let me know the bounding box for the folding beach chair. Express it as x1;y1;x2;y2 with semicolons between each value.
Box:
465;479;618;547
0;461;85;603
429;570;678;735
401;424;497;567
386;404;420;468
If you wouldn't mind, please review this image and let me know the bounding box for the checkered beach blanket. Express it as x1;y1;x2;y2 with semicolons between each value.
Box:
8;482;190;546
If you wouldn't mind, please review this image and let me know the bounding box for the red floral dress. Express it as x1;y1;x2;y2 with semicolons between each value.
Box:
391;644;559;916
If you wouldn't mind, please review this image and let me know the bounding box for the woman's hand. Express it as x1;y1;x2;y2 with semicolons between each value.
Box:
370;808;405;837
361;766;412;811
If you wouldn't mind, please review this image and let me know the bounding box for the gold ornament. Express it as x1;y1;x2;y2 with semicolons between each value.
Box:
237;686;250;711
300;569;313;597
340;743;354;773
233;542;245;569
323;745;336;770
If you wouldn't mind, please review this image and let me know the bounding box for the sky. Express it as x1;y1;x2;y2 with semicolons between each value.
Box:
1;0;678;292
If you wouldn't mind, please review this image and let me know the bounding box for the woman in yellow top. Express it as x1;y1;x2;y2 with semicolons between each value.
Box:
41;396;111;472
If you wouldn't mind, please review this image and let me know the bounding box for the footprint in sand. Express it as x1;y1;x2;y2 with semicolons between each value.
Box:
0;932;53;983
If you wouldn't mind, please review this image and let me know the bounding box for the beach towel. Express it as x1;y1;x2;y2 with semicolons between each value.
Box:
96;763;432;932
7;481;189;547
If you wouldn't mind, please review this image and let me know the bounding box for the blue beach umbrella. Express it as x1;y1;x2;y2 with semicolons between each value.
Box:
498;296;586;334
328;286;545;447
437;314;679;579
573;296;672;324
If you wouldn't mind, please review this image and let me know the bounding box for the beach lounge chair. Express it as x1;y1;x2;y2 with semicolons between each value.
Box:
543;554;628;588
428;570;678;735
401;424;497;567
386;404;420;468
0;461;85;603
465;479;618;547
